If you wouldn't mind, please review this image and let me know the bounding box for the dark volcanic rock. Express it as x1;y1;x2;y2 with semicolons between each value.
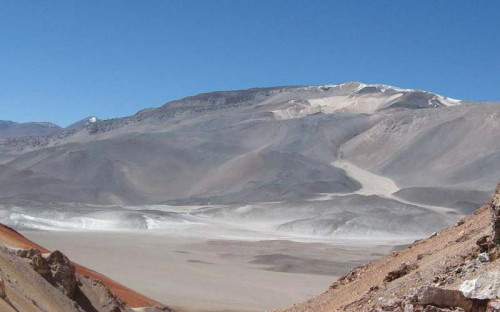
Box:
47;250;77;298
0;277;5;299
16;248;77;299
17;248;52;281
384;263;418;282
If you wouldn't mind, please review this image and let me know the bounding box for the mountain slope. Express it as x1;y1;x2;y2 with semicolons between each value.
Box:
0;82;498;240
0;120;61;138
281;183;500;311
0;82;496;206
0;223;168;310
66;116;99;130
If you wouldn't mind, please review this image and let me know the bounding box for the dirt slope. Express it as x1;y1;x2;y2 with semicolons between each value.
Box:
0;224;162;309
281;184;500;311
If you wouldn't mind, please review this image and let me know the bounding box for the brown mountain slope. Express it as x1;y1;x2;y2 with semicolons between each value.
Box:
0;224;166;310
281;183;500;312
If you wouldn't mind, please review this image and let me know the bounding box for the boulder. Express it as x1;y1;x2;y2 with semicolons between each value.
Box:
476;235;495;253
378;298;401;310
487;299;500;312
417;286;472;312
492;183;500;244
16;247;40;259
385;263;418;282
422;306;465;312
46;250;77;299
0;277;5;298
31;253;52;281
75;275;132;312
126;306;175;312
16;248;52;281
493;183;500;208
478;252;490;263
460;272;500;300
15;249;27;258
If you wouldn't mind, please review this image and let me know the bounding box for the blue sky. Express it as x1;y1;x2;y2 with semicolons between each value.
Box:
0;1;499;126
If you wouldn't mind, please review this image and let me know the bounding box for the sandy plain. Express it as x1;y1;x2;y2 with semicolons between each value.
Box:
22;230;397;312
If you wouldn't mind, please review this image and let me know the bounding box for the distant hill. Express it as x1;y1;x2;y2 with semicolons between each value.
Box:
0;120;61;138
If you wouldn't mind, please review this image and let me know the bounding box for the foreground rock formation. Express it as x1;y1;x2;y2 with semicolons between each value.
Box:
282;182;500;312
0;224;172;312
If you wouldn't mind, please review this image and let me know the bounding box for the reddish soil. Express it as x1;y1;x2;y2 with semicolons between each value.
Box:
0;224;161;308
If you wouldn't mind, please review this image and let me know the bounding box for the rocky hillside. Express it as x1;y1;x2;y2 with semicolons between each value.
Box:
281;182;500;312
0;223;172;312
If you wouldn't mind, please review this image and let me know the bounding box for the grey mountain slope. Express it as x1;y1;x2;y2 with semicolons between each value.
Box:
0;82;498;207
342;102;500;190
66;116;99;130
393;186;492;213
0;112;369;205
0;82;499;240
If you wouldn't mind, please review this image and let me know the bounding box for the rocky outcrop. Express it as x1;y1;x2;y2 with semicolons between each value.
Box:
384;263;418;282
11;246;153;312
492;183;500;244
0;277;5;298
281;182;500;312
417;286;473;311
460;272;500;300
375;185;500;312
487;300;500;312
75;275;132;312
47;250;77;298
0;246;83;312
134;307;176;312
422;306;464;312
17;248;77;298
0;223;166;310
17;248;52;280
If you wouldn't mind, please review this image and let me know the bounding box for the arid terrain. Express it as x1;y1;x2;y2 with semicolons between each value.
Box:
22;230;398;312
0;222;171;312
0;82;499;311
280;183;500;312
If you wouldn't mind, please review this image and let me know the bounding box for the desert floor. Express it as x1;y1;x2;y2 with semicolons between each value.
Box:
22;230;400;312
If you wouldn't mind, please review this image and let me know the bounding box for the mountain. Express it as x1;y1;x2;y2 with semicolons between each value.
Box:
0;222;171;312
0;82;498;239
66;116;99;130
0;120;61;139
280;183;500;312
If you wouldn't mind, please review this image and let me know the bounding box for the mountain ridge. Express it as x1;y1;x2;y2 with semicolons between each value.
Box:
0;120;61;139
0;82;498;241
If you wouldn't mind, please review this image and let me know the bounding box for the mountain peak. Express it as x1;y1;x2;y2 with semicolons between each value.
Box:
66;116;99;130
